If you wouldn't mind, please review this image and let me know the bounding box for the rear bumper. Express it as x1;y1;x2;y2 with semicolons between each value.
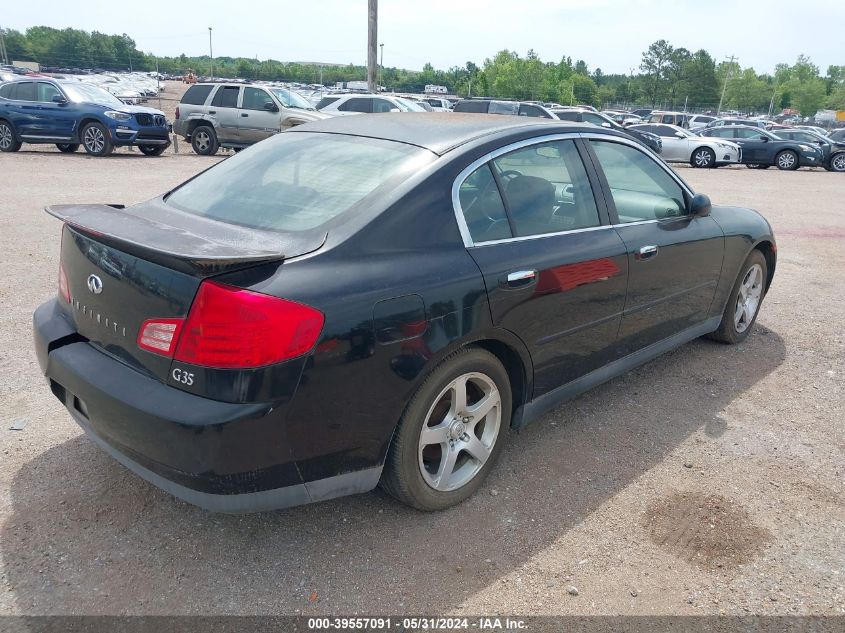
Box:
33;299;380;512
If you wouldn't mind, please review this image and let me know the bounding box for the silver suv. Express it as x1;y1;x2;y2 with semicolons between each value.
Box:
173;83;329;155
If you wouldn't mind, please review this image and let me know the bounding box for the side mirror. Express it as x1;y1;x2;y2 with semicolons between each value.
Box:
389;108;401;113
675;131;686;138
601;122;612;128
689;193;712;218
263;102;279;112
760;135;769;142
52;94;67;104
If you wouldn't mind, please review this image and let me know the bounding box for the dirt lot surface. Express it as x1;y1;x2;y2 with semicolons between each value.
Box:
0;143;842;617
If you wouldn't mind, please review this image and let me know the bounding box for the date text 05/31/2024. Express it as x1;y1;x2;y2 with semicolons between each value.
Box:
307;617;529;630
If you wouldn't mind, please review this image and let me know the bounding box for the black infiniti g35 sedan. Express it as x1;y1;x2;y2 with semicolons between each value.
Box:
33;114;776;512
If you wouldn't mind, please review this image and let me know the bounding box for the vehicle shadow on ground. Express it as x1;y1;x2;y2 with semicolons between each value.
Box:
2;326;785;614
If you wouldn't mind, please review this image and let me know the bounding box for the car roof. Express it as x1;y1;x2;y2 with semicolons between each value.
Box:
289;112;593;155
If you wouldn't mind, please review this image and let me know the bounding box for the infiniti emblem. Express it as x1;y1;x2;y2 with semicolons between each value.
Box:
87;274;103;295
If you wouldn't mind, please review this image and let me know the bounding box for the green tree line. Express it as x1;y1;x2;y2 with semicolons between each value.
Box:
2;26;843;115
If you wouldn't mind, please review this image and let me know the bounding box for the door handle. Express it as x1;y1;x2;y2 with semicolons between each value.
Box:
503;270;537;287
208;110;216;114
241;113;248;117
636;245;659;261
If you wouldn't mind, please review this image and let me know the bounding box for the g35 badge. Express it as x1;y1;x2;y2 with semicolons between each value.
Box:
171;368;195;386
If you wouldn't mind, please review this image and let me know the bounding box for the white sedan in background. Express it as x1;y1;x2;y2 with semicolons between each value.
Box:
629;123;741;168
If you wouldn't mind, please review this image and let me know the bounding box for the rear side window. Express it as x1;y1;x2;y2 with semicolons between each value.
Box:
166;133;431;232
316;96;339;109
493;140;600;237
458;165;512;243
489;101;518;115
338;98;371;113
15;82;36;101
590;140;686;222
211;86;240;108
554;111;579;121
453;101;488;113
181;84;214;105
0;83;15;99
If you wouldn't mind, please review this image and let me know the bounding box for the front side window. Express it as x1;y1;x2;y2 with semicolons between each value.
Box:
554;111;579;121
241;87;273;111
0;83;15;99
590;140;686;223
582;112;609;126
458;165;512;243
372;98;397;113
735;127;765;139
316;96;339;109
338;98;371;113
38;82;63;103
166;132;431;232
211;86;240;108
706;128;733;138
492;140;600;237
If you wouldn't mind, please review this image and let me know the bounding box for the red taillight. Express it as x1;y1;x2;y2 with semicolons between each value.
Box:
152;281;325;369
175;106;180;120
58;264;70;303
138;318;184;355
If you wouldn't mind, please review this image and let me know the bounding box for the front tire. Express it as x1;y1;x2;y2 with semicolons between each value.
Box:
138;145;167;156
381;348;511;511
691;147;715;168
707;250;767;345
191;125;218;155
81;122;113;156
0;120;22;152
775;150;799;171
56;143;79;153
829;152;845;172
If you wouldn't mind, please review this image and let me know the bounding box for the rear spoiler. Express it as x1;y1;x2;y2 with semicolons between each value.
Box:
46;202;324;276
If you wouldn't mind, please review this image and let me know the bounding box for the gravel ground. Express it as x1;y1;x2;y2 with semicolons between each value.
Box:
0;142;842;617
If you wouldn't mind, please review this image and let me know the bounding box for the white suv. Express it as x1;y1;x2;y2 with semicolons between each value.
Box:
316;94;425;116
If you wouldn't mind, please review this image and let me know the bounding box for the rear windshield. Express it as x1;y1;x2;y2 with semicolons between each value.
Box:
165;132;432;232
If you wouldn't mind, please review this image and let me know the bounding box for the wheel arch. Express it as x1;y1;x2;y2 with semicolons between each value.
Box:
185;118;215;137
75;117;107;141
752;239;776;292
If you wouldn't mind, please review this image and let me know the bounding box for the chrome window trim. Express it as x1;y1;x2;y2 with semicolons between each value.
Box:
451;132;693;248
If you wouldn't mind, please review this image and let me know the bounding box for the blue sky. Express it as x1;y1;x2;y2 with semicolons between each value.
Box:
4;0;843;74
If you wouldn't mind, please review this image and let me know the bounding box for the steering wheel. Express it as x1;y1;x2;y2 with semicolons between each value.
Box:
498;169;523;180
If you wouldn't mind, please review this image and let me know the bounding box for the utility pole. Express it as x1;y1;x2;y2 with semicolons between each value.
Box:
367;0;377;93
379;42;384;91
0;26;8;66
208;27;214;80
717;54;737;116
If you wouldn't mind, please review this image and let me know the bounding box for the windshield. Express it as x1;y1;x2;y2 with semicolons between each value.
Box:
270;87;313;110
62;82;125;107
166;132;433;232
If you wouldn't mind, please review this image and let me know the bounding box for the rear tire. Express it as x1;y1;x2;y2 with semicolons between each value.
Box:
138;145;167;156
191;125;218;155
707;250;767;345
380;347;511;511
81;122;113;156
691;147;715;168
0;120;22;152
56;143;79;153
775;150;799;171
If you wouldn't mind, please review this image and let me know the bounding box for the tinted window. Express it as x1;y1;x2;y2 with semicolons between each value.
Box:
582;112;608;126
15;82;36;101
554;111;579;121
211;86;240;108
489;101;518;115
0;83;15;99
695;115;714;123
167;133;430;232
453;100;489;113
590;140;686;222
518;104;545;118
38;82;62;103
735;127;765;139
242;87;273;111
492;140;600;237
316;96;340;109
707;128;734;138
458;165;512;243
181;84;214;105
657;125;678;136
371;98;396;113
338;98;371;113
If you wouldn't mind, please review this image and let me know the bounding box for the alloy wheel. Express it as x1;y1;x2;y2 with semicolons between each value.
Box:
194;131;210;152
831;153;845;172
734;263;763;333
693;149;714;167
777;152;796;169
0;124;12;149
418;372;501;492
83;126;105;153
